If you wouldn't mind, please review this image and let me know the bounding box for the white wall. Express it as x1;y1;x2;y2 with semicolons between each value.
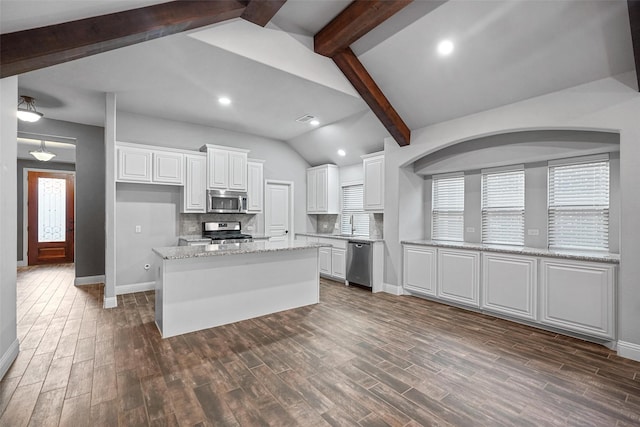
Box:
340;163;363;184
0;76;19;379
384;73;640;359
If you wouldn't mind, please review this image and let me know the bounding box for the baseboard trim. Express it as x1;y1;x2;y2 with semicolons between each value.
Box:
16;260;27;267
116;281;155;295
617;341;640;362
382;282;403;296
0;339;20;380
103;296;117;309
75;275;105;286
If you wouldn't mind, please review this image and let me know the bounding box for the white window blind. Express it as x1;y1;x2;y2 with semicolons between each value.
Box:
482;168;524;245
341;184;369;236
548;157;609;251
432;174;464;241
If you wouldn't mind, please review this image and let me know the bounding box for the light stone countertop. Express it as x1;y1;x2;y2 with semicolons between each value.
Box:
296;232;383;243
154;240;329;260
401;239;620;264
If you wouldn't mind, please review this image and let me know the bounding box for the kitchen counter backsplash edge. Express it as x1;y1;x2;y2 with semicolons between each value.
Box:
401;240;620;264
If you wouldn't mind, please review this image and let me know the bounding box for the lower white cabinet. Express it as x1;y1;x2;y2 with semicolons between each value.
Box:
540;259;615;339
403;245;437;296
319;247;332;276
331;248;346;280
482;253;537;321
437;248;480;308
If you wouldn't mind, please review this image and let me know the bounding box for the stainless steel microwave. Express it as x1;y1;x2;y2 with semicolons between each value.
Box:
206;190;248;213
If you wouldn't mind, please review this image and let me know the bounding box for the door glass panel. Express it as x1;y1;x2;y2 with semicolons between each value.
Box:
38;177;66;242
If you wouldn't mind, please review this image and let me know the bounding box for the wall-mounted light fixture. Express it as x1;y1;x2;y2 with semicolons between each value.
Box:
17;96;44;122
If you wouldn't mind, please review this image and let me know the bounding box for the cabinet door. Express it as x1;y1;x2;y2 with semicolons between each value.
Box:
403;245;437;296
208;149;228;189
437;249;480;307
117;147;152;182
316;167;328;212
228;151;247;191
331;248;346;279
153;151;184;185
319;247;332;276
182;154;207;213
307;169;317;212
482;253;537;321
364;155;384;211
540;259;615;339
247;161;264;213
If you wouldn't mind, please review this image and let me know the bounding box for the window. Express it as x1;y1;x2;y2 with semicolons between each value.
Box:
432;173;464;241
482;167;525;245
341;184;369;236
548;156;609;251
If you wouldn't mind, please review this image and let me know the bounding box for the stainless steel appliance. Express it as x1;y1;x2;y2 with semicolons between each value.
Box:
206;190;248;213
346;241;373;288
202;221;253;244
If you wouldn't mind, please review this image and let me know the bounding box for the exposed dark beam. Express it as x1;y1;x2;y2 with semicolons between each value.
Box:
0;0;247;78
629;0;640;91
242;0;287;27
333;48;410;146
315;0;412;58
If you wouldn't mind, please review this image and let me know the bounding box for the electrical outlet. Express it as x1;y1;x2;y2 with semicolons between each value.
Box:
188;225;197;232
322;224;328;229
528;229;539;236
135;225;142;233
246;225;254;231
466;227;475;233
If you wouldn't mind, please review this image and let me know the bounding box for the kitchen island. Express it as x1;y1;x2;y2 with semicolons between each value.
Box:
152;240;325;338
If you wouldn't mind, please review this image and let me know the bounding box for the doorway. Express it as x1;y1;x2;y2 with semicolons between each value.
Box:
27;171;75;265
264;180;294;242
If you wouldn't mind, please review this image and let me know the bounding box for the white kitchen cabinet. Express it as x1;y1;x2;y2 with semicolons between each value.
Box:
247;159;264;213
201;144;249;191
331;248;346;279
437;248;480;307
181;153;207;213
153;151;184;185
306;165;339;214
540;259;615;339
319;247;332;276
482;253;537;321
403;245;437;296
117;145;152;183
362;152;384;212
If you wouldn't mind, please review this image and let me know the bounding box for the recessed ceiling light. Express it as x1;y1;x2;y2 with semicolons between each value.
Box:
337;149;346;157
309;119;320;126
437;39;454;56
218;97;231;105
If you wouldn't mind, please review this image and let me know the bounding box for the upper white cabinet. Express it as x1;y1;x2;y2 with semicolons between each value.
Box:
482;253;537;321
403;245;437;296
540;259;615;339
362;152;384;212
181;153;207;213
117;142;183;185
247;159;264;213
307;164;339;214
201;144;249;191
437;248;480;308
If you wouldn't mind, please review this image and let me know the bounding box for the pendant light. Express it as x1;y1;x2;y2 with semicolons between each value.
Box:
17;96;44;122
30;140;56;162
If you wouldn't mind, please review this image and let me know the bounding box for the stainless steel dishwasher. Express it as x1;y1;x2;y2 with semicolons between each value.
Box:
346;241;373;288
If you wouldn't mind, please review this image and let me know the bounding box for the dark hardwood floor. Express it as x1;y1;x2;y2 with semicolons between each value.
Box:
1;264;639;426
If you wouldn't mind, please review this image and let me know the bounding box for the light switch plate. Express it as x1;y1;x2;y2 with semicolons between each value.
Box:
135;225;142;233
527;229;539;236
466;227;475;233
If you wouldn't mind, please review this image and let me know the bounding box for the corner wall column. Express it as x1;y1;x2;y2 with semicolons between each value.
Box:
104;93;117;308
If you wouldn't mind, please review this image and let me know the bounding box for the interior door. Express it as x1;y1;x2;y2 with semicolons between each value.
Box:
265;182;290;242
28;171;75;265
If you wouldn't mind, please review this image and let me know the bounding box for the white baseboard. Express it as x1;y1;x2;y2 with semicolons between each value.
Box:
75;275;106;286
382;282;404;296
116;281;155;295
17;260;27;267
0;339;19;380
103;296;117;309
617;341;640;362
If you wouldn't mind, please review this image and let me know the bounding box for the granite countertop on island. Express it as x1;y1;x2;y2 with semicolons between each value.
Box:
401;239;620;264
154;240;328;260
296;232;383;243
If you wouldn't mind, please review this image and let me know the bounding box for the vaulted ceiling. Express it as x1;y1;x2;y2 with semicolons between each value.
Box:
1;0;637;166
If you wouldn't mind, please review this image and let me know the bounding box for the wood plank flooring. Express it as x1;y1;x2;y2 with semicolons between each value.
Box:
2;263;640;426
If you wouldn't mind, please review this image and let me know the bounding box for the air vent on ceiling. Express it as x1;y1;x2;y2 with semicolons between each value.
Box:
295;114;315;123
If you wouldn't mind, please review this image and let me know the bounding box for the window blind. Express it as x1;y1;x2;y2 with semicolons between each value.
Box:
482;168;524;245
548;158;609;250
432;174;464;241
341;184;369;236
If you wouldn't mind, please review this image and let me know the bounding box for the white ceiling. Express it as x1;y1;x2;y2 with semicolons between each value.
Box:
2;0;636;167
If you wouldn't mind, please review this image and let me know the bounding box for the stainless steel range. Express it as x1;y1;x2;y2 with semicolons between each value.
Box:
202;221;253;244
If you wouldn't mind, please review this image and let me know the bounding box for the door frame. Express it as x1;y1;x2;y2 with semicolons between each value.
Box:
264;179;294;241
20;168;76;267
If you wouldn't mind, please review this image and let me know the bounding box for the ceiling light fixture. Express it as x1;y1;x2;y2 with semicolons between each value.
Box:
30;140;56;161
337;149;346;157
437;39;454;56
17;96;44;122
218;97;231;106
309;119;320;126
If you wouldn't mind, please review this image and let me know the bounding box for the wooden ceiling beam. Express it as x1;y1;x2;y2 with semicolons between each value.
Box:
315;0;412;58
242;0;288;27
333;48;410;146
629;0;640;91
0;0;248;78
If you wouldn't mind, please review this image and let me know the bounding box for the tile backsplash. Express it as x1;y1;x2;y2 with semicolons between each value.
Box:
179;213;261;236
315;213;383;238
